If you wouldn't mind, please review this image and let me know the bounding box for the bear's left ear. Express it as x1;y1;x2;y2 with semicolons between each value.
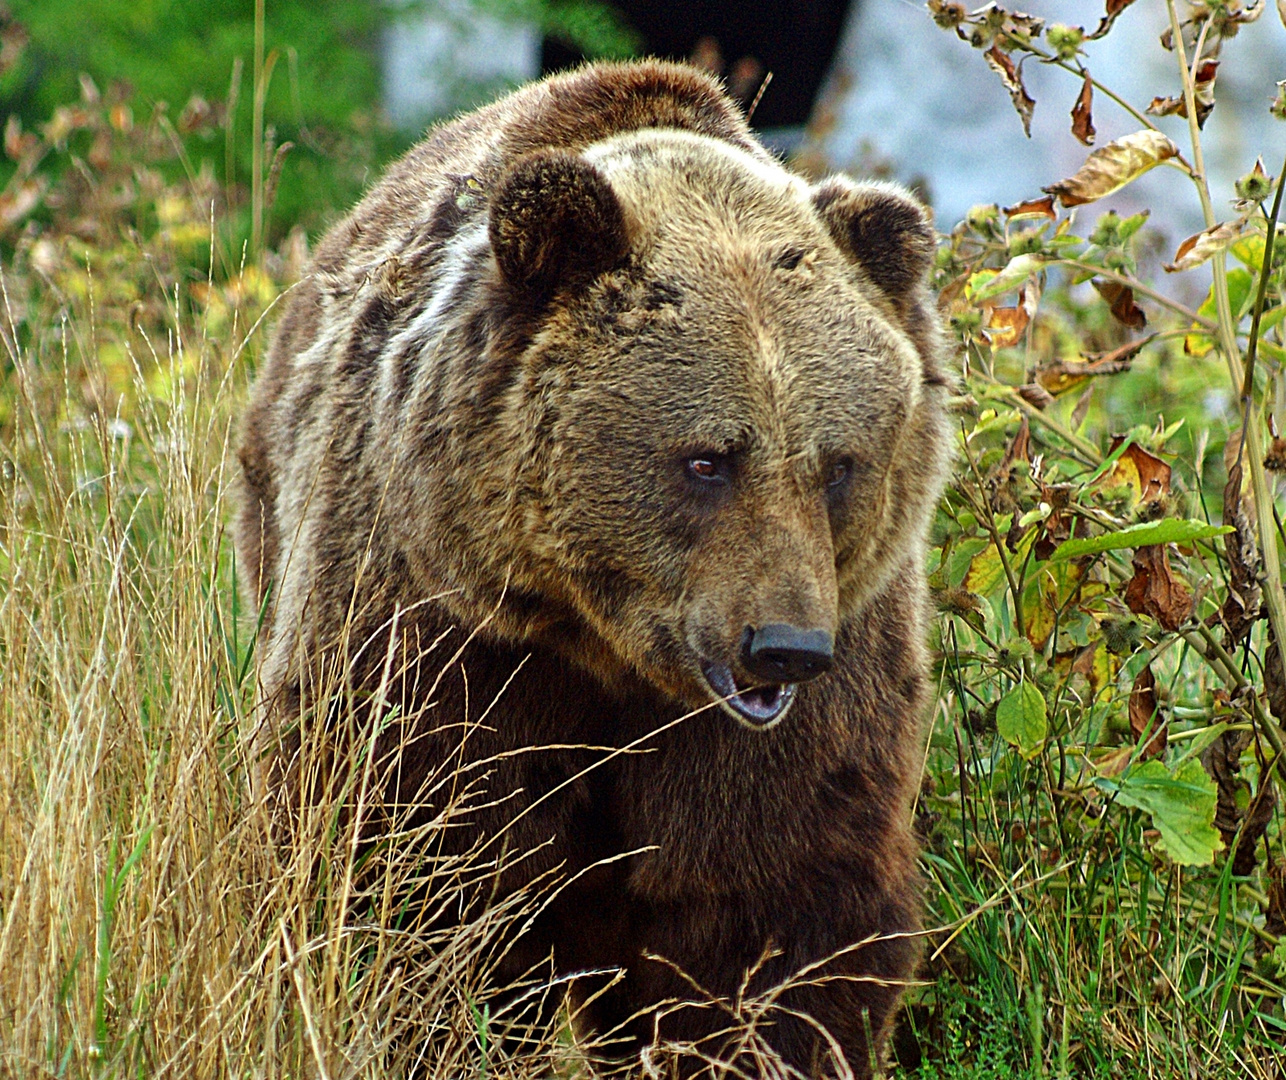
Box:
811;179;935;314
489;150;632;303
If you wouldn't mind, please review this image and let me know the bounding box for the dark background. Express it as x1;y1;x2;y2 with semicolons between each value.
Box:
541;0;854;129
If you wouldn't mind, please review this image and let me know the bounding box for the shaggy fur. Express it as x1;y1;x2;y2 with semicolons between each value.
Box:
237;60;952;1076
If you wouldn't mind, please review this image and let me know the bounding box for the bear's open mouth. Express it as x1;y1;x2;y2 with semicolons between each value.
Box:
700;660;796;728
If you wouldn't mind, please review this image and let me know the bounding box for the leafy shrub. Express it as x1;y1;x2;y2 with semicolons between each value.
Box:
904;3;1286;1076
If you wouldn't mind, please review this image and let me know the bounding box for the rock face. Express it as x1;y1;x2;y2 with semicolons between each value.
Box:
237;59;952;1077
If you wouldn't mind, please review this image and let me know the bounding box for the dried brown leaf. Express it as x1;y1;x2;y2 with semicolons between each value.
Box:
1123;442;1171;502
1129;664;1167;760
0;179;45;230
1036;335;1153;394
1044;130;1179;207
986;45;1036;138
1201;727;1250;860
1235;780;1278;875
1087;0;1138;39
999;415;1032;472
1093;280;1147;329
1193;60;1219;125
1096;744;1135;777
1017;383;1055;409
1124;544;1193;631
1164;217;1244;272
1083;335;1156;367
1147;95;1186;117
1266;636;1286;722
1201;724;1275;876
1100;436;1171;504
1218;455;1261;645
1071;73;1096;145
983;304;1030;347
1004;195;1058;221
3;114;36;162
1147;61;1218;127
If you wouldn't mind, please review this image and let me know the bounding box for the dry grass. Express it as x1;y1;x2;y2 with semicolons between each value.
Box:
0;155;597;1070
0;190;848;1080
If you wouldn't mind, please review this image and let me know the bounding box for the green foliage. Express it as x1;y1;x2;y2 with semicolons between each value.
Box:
3;0;396;236
906;3;1286;1076
996;680;1047;760
1049;519;1233;561
1100;759;1221;866
3;1;1284;1075
0;0;635;247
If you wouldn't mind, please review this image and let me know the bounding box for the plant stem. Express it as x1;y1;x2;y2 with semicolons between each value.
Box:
1006;35;1159;136
1240;157;1286;404
977;377;1102;464
252;0;266;260
959;424;1028;643
1183;626;1286;761
1056;260;1212;330
1165;0;1286;699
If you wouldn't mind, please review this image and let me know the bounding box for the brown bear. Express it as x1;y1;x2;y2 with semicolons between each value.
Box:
237;59;951;1077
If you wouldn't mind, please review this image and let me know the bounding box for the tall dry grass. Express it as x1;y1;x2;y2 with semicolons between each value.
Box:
0;88;845;1080
0;104;585;1069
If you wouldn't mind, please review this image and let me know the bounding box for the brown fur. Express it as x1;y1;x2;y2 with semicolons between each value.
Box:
237;60;951;1076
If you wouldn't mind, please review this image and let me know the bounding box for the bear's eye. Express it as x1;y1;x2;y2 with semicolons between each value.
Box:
774;248;806;271
826;459;853;490
685;456;729;486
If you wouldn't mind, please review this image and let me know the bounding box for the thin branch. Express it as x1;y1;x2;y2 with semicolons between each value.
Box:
1166;0;1286;703
1056;260;1213;330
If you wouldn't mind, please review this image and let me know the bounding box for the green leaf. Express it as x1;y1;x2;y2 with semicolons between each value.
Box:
1226;268;1255;320
1049;519;1232;561
1260;304;1286;333
1260;339;1286;364
965;542;1007;597
1098;759;1221;866
1230;234;1265;269
1117;211;1150;242
966;253;1046;302
996;681;1047;760
1169;722;1230;771
947;537;990;588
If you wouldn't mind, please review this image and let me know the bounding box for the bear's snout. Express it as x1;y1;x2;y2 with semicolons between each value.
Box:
740;623;834;683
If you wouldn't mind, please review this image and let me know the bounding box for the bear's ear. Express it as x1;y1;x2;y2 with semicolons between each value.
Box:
812;179;935;312
489;150;631;302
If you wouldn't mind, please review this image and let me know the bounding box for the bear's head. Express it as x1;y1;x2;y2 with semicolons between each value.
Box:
477;129;950;729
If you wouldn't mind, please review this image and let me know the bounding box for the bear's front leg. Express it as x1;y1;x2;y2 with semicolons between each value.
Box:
564;854;922;1079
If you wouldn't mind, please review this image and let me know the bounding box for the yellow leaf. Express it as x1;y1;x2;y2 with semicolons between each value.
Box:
1043;130;1180;207
966;543;1006;597
1164;218;1245;273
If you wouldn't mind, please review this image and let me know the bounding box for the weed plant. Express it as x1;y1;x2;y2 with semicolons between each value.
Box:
902;3;1286;1077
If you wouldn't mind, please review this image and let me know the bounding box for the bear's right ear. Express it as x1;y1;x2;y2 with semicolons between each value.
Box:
489;150;631;303
811;179;935;314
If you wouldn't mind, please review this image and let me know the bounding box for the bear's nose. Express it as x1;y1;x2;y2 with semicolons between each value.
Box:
741;624;835;683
